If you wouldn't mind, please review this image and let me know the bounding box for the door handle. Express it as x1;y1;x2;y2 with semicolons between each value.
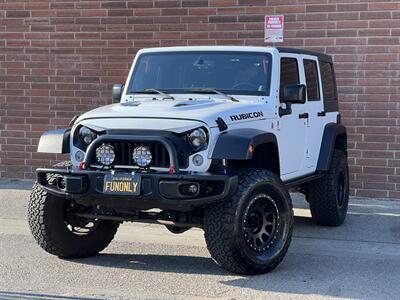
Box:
298;113;309;119
317;111;326;117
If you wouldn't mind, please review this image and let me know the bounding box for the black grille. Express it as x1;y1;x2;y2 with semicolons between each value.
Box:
104;141;188;169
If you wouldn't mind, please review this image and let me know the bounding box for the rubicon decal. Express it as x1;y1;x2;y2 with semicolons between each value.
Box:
230;111;264;122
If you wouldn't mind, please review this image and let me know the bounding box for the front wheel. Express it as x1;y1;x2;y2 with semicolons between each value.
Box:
203;169;293;275
28;183;119;258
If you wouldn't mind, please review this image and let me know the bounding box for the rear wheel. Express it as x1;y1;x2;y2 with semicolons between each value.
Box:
203;169;293;275
28;162;119;258
308;150;349;226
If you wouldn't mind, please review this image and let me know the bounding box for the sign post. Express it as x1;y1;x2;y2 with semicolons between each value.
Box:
265;15;284;43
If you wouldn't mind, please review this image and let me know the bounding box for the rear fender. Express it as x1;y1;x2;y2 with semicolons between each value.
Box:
316;123;347;171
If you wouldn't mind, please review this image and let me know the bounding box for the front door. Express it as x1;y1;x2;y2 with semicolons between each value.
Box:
277;55;308;180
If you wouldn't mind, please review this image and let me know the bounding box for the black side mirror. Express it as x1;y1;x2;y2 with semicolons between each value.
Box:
282;84;306;104
279;84;306;117
112;83;124;103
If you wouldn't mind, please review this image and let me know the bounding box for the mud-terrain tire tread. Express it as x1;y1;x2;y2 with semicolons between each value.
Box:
28;161;119;258
203;169;293;275
308;150;349;226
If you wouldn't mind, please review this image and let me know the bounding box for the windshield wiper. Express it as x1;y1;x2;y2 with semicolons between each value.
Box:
184;88;239;102
129;88;175;100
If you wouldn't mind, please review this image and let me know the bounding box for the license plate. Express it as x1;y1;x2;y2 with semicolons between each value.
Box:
103;174;141;196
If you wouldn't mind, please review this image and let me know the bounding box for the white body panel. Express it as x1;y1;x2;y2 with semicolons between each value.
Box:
71;46;338;183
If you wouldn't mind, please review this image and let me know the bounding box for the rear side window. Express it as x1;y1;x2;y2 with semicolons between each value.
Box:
320;61;338;111
303;59;320;101
320;61;336;102
280;58;299;99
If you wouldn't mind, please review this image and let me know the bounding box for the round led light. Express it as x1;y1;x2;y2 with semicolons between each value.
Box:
188;128;207;149
79;126;97;145
75;150;85;162
192;154;204;166
132;146;152;167
96;143;115;166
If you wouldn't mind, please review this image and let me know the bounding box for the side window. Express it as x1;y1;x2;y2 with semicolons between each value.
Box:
320;61;336;102
280;58;299;100
320;61;338;111
303;59;320;101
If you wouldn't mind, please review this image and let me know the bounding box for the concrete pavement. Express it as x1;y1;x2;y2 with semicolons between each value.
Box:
1;179;400;299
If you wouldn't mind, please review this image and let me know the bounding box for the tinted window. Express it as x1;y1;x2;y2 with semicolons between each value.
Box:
303;59;320;101
280;58;299;99
320;61;336;102
128;51;272;96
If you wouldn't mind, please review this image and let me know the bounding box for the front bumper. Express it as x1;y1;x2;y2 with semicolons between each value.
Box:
37;167;237;211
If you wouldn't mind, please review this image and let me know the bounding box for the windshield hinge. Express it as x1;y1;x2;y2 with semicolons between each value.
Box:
216;117;228;132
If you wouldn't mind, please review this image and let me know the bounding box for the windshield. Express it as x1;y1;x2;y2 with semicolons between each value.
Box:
127;51;272;96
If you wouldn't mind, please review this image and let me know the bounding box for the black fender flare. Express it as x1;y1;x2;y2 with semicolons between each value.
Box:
316;123;347;171
37;128;71;154
211;128;278;160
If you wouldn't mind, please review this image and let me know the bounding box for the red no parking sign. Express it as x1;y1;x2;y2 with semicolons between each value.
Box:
265;15;284;43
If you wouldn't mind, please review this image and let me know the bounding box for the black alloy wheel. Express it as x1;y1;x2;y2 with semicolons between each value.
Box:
242;193;279;252
336;170;345;207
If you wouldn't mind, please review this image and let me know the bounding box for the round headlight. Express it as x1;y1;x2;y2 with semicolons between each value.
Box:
188;128;207;149
96;143;115;166
79;126;97;145
132;146;152;167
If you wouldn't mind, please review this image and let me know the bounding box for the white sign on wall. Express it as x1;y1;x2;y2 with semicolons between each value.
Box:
265;15;284;43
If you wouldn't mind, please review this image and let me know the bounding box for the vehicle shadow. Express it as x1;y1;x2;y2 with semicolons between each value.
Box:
69;215;315;277
70;253;226;276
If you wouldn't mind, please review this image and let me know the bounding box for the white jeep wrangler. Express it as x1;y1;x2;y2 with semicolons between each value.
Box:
28;46;349;275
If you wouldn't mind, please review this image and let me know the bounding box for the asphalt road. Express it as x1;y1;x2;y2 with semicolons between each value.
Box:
1;179;400;300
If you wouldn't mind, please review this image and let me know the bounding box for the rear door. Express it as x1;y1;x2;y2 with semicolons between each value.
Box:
301;55;325;169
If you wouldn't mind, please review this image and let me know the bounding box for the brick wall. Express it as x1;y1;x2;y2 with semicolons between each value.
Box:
0;0;399;199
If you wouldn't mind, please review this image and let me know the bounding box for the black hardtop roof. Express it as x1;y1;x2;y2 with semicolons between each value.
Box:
276;47;333;63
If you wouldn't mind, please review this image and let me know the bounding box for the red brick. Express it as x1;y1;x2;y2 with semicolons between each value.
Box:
356;189;388;198
6;11;30;18
128;1;154;8
101;2;127;9
209;0;236;6
155;1;181;8
209;15;237;23
360;11;391;20
337;3;368;12
189;8;216;15
370;19;400;28
306;4;336;13
369;2;400;10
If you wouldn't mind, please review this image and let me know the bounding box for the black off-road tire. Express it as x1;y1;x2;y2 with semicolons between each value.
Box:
203;169;293;275
28;161;120;258
308;150;349;226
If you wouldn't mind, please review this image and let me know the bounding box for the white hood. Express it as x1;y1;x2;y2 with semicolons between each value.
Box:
75;98;275;130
